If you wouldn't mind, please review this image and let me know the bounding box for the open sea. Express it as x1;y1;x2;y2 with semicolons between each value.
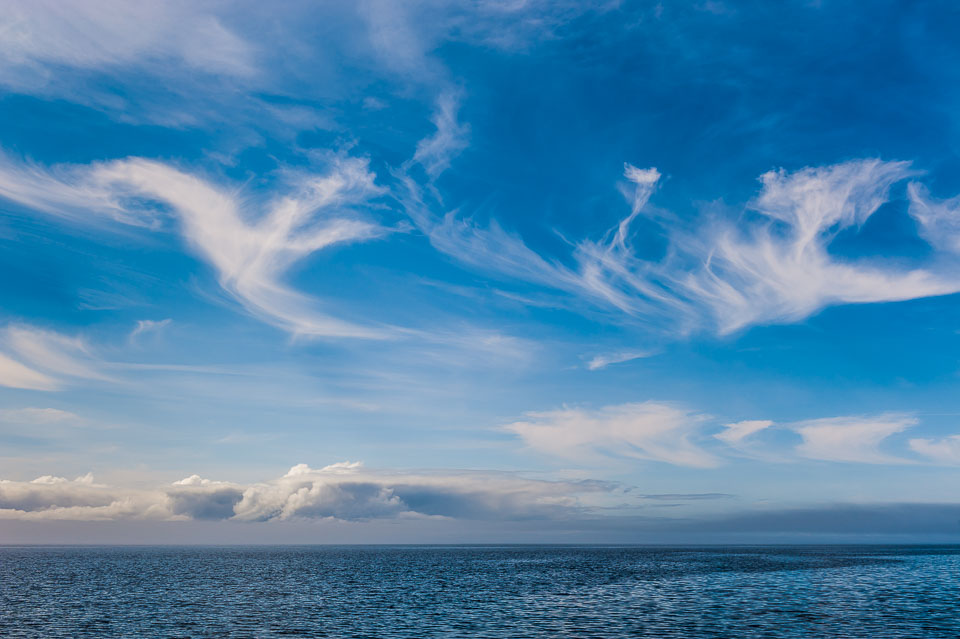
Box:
1;545;958;638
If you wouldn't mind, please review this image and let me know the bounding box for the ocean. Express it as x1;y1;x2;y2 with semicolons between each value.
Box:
1;545;957;637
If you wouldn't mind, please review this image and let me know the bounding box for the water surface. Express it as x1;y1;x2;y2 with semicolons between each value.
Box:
2;545;957;637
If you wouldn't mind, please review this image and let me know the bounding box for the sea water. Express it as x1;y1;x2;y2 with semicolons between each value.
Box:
1;545;958;637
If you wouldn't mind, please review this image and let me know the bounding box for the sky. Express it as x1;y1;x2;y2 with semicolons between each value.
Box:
2;0;960;544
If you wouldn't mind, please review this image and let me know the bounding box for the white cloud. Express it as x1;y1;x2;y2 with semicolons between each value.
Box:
0;352;58;391
679;160;960;333
505;401;718;467
586;350;652;370
0;155;394;339
0;473;160;521
714;419;773;445
0;462;619;522
402;155;960;336
413;92;470;178
94;157;394;338
909;435;960;465
129;319;172;340
907;182;960;255
794;413;917;464
396;162;666;317
0;325;108;391
0;0;255;89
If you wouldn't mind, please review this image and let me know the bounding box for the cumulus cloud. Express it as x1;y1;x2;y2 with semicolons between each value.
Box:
0;462;620;522
0;155;394;339
167;475;245;520
909;435;960;465
505;401;718;467
793;413;917;464
0;473;100;509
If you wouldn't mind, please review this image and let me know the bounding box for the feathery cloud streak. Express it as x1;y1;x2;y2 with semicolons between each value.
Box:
402;101;960;335
0;325;108;391
0;1;254;84
0;155;393;338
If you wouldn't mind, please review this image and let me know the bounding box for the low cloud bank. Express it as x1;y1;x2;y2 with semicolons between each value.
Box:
0;462;620;523
3;463;960;538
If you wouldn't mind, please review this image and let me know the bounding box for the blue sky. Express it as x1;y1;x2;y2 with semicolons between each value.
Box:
2;0;960;543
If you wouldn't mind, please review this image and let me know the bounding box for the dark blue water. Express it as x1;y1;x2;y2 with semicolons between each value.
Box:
1;545;958;638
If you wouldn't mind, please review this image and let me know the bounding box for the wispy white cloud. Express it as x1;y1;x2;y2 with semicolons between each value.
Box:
95;157;395;338
397;162;667;317
129;319;172;340
0;155;394;339
793;413;917;464
0;325;109;391
909;435;960;465
505;401;718;468
907;182;960;255
0;352;58;391
402;154;960;336
585;350;652;371
715;419;774;445
679;160;959;333
413;91;470;178
0;0;255;89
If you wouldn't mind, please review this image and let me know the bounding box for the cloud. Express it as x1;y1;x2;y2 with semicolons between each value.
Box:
130;319;171;340
5;464;960;538
0;1;255;88
715;419;773;445
0;462;620;522
0;155;394;339
586;350;652;370
793;413;917;464
397;163;667;317
679;160;959;333
167;475;245;520
413;92;470;178
505;401;718;467
0;473;100;511
402;156;960;336
907;182;960;255
0;325;108;391
0;352;58;391
230;462;613;522
909;435;960;465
